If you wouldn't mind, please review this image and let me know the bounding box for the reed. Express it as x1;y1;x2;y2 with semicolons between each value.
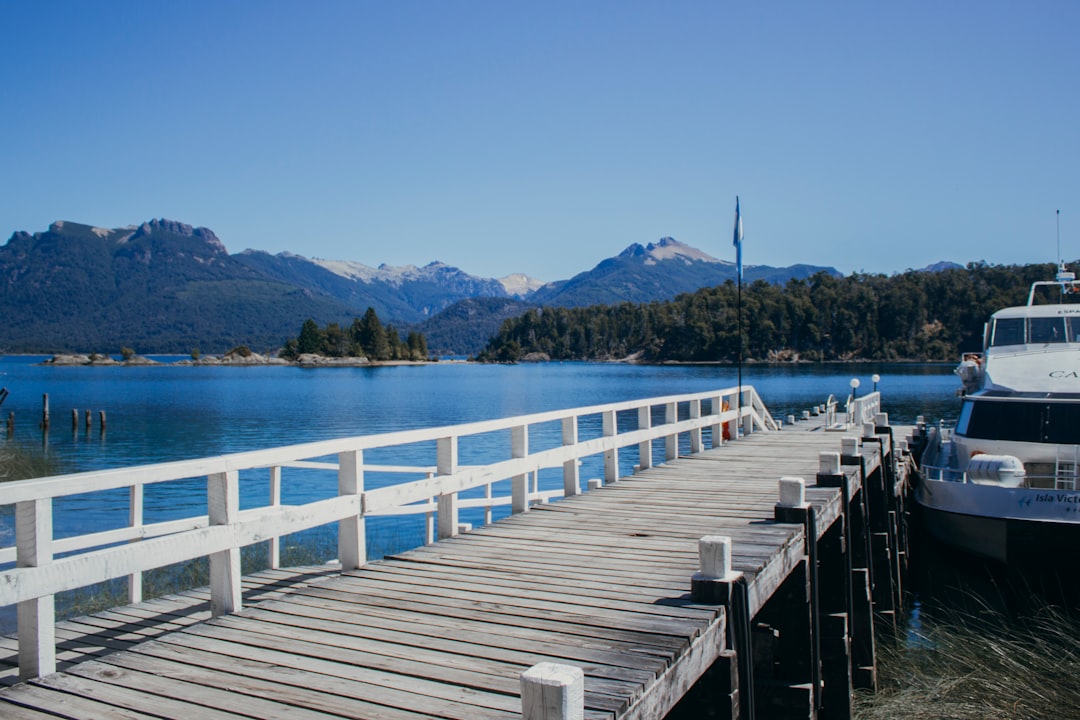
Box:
856;599;1080;719
0;442;61;482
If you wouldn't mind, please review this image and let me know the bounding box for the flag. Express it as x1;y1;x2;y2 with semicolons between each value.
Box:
733;196;743;281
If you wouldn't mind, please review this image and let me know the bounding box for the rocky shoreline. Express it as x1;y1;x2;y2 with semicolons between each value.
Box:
39;352;435;368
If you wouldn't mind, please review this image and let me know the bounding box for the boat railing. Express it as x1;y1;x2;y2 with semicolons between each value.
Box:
0;385;775;681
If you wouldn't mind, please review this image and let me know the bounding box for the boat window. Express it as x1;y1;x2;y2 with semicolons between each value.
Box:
963;400;1080;444
1029;317;1067;344
1068;317;1080;342
991;318;1025;346
1046;404;1080;443
955;400;974;435
964;401;1043;442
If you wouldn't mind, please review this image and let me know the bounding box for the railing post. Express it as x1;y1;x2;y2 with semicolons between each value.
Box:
689;399;702;453
664;401;677;462
127;484;143;603
338;450;365;570
208;471;241;617
437;436;459;539
268;465;281;568
741;388;753;437
562;416;580;496
637;405;653;470
602;409;618;484
710;394;723;449
16;498;55;680
512;424;530;514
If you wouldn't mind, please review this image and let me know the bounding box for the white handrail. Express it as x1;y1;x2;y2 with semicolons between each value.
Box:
847;391;881;428
1;385;773;680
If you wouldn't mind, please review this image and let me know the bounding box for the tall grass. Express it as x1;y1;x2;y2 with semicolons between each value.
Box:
856;599;1080;719
0;441;60;482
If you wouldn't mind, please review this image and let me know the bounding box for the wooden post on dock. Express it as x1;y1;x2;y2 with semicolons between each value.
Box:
772;477;822;717
841;435;878;691
520;662;584;720
40;394;49;431
689;535;744;720
816;451;856;719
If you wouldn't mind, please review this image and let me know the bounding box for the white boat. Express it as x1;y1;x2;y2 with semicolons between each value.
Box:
917;265;1080;564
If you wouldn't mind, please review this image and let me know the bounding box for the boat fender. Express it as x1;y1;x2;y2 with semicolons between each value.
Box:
966;454;1026;488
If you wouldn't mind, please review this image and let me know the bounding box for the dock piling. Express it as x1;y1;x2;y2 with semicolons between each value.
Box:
521;662;584;720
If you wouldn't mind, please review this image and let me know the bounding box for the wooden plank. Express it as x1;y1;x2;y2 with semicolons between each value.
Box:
243;600;678;671
169;622;632;714
281;584;694;650
126;637;523;716
91;651;458;720
208;611;660;688
34;672;251;719
1;680;162;719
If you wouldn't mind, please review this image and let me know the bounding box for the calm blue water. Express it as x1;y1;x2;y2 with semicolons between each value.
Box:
0;358;960;633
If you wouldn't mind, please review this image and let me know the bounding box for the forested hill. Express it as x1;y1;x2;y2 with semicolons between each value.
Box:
477;262;1071;363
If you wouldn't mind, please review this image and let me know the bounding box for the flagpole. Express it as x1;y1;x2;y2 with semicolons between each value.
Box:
733;197;743;435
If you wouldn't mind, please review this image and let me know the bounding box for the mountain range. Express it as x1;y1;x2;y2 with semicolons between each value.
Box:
0;219;839;355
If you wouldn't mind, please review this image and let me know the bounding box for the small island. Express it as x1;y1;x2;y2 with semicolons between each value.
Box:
41;308;436;368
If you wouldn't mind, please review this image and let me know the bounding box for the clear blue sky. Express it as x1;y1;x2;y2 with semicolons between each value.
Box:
2;1;1077;281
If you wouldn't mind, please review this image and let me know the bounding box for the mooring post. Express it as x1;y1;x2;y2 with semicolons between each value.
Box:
520;662;584;720
815;451;855;719
6;411;13;437
40;393;49;431
690;535;745;719
774;477;822;716
840;436;877;691
85;409;92;432
99;410;106;433
71;409;78;431
860;423;897;628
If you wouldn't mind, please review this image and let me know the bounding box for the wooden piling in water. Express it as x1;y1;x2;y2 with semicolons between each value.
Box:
6;411;12;437
99;410;106;432
40;393;49;430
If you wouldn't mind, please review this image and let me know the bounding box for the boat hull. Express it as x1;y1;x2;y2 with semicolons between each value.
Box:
915;474;1080;565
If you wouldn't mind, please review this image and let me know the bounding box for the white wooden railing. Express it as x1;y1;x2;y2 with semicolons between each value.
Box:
847;391;882;428
1;385;776;681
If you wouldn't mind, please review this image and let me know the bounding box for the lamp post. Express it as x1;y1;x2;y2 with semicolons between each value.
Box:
850;378;860;398
872;374;880;393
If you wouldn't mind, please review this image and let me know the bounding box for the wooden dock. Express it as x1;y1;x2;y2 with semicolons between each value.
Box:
0;389;913;719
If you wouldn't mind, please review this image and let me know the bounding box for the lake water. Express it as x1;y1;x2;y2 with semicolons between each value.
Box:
0;358;962;634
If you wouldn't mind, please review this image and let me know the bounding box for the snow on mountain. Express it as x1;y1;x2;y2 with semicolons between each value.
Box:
498;273;546;297
641;236;723;265
312;258;460;287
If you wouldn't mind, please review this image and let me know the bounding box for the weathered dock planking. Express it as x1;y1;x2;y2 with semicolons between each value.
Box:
0;389;911;719
0;565;341;688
